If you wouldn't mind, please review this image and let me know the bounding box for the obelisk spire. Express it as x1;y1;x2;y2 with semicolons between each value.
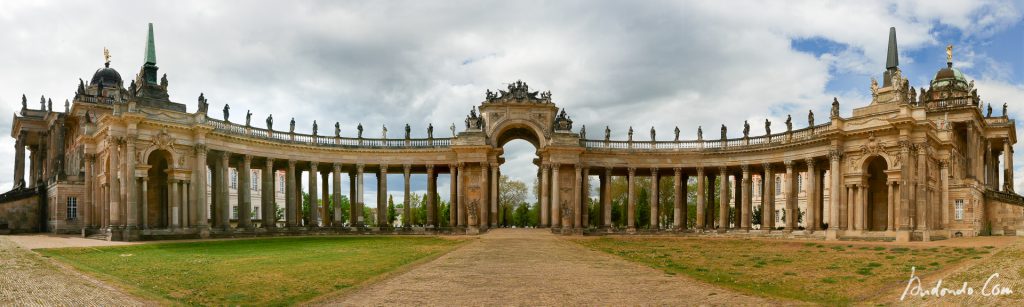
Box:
885;27;898;70
144;23;157;65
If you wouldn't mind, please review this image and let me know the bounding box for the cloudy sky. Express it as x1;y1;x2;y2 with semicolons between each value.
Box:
1;0;1022;205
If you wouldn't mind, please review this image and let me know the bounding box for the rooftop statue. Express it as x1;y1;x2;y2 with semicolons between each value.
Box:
197;93;208;113
335;122;341;137
47;98;52;112
987;103;993;117
358;123;364;138
743;120;750;138
312;120;318;136
223;104;230;121
580;125;586;139
946;44;953;63
674;126;680;141
382;124;388;139
870;78;878;97
245;110;252;127
21;94;26;110
450;123;455;137
831;97;840;119
627;126;633;142
39;95;45;110
697;126;703;140
64;99;69;113
909;87;917;105
78;79;85;95
808;110;814;127
785;115;792;132
405;123;410;139
160;73;168;89
1003;103;1008;117
604;126;610;141
290;117;295;133
266;114;273;130
650;126;656;141
765;119;771;135
428;123;434;139
720;124;727;140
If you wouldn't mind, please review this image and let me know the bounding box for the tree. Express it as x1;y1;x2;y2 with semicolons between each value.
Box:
387;194;398;226
499;175;528;227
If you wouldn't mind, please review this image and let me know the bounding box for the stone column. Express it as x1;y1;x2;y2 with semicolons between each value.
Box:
573;165;583;229
805;158;816;231
170;179;180;228
762;164;775;230
403;164;412;228
940;161;949;227
355;164;365;227
916;145;928;232
706;174;716;227
540;164;550;227
182;181;190;228
125;137;137;229
219;152;231;230
602;168;612;228
741;165;752;230
887;181;895;231
193;146;208;230
626;167;636;231
13;135;24;186
1005;141;1014;191
718;167;729;232
141;177;148;229
646;168;658;229
828;150;841;231
237;155;252;229
696;167;706;230
457;163;465;227
479;163;489;229
262;159;275;228
84;154;95;229
449;164;457;227
377;165;388;228
783;160;795;231
490;163;499;227
551;164;561;228
108;138;120;227
320;171;329;226
859;184;868;230
846;185;855;230
285;160;297;227
426;165;436;228
328;164;339;227
581;167;590;228
672;168;683;230
305;162;317;227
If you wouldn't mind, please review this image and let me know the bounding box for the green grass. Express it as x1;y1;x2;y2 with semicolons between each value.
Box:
37;236;463;306
575;238;980;305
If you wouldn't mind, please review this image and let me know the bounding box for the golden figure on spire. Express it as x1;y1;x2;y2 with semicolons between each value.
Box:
946;44;953;63
103;47;111;65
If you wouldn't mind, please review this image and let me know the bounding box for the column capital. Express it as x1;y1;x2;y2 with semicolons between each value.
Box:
828;148;843;161
426;164;435;174
356;163;365;172
650;167;658;173
447;163;456;170
741;164;750;173
576;164;584;172
762;162;772;172
287;159;296;167
805;157;815;167
784;160;794;169
242;154;252;163
85;153;97;162
627;167;636;175
604;167;612;175
309;161;318;168
333;163;342;172
491;162;500;169
379;164;388;174
696;166;704;175
541;163;550;170
552;163;561;169
221;151;230;162
403;164;412;174
673;167;682;175
194;144;208;155
265;157;274;167
718;166;727;173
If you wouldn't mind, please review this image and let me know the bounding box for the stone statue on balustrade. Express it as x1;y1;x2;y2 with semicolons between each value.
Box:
312;120;318;136
335;122;341;137
987;103;993;117
785;115;792;132
765;119;771;135
743;120;750;138
290;117;296;133
450;123;455;137
604;126;611;141
674;126;680;141
197;93;208;113
405;124;411;139
21;94;26;110
650;126;656;141
697;126;703;141
382;124;388;139
720;124;727;140
808;110;814;127
580;125;586;139
1003;103;1008;117
831;97;840;119
223;104;230;121
359;123;364;138
627;126;634;142
428;123;434;139
266;114;273;130
245;110;252;127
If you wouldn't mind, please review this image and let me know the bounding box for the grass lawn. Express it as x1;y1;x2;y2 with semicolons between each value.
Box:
575;237;993;305
37;236;464;306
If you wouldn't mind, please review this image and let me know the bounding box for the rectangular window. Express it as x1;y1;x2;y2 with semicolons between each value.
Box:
278;173;286;193
955;199;965;220
230;169;238;189
796;175;803;192
251;170;260;191
232;206;238;219
254;206;260;219
775;178;782;195
66;197;78;220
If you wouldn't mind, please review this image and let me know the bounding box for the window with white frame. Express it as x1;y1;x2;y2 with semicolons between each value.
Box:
278;173;286;193
251;170;259;191
66;197;78;220
232;206;238;219
796;175;803;192
230;169;238;189
955;199;965;220
775;177;782;195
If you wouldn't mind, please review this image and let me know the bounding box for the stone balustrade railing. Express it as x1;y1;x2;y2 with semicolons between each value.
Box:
926;97;976;111
206;118;452;149
985;189;1024;206
580;122;832;151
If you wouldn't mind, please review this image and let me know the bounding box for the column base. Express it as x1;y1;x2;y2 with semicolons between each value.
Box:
825;229;839;240
198;225;211;238
895;230;911;242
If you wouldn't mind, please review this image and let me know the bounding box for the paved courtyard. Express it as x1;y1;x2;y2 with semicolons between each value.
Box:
0;236;145;306
313;229;780;306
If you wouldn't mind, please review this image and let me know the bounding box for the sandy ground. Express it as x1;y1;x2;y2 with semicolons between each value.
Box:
5;233;139;249
313;228;784;306
0;236;146;306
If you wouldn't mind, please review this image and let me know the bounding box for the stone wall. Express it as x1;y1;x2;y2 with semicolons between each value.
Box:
985;193;1024;236
0;188;42;233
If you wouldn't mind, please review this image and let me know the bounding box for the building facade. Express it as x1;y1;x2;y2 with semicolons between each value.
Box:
2;25;1022;241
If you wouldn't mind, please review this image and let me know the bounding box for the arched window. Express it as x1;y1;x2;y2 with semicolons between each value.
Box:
230;169;238;189
251;170;259;191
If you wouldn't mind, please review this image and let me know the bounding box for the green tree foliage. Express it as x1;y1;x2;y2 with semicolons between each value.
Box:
387;194;397;226
498;175;528;227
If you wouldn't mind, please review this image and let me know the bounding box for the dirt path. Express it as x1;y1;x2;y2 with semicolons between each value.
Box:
0;236;146;306
314;228;780;306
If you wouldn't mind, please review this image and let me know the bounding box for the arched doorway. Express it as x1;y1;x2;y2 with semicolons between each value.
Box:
864;156;888;231
147;150;172;229
492;122;545;228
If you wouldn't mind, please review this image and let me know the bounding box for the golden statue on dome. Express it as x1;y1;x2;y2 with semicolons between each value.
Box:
103;47;111;65
946;44;953;63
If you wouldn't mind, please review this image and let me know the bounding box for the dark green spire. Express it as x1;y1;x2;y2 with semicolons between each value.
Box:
144;23;156;65
885;27;898;70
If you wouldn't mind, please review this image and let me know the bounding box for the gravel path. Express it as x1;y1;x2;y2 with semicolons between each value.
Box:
315;228;779;306
0;236;147;306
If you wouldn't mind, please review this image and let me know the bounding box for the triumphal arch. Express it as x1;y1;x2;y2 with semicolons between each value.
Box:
3;25;1022;242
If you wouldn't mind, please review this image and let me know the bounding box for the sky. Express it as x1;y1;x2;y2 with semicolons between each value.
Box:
0;0;1022;206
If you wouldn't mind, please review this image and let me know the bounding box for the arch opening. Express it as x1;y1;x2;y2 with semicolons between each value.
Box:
497;139;540;228
864;156;889;231
146;150;173;229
